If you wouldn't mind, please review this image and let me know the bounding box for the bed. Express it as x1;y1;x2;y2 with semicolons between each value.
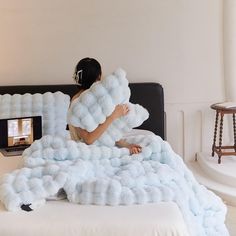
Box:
0;83;189;236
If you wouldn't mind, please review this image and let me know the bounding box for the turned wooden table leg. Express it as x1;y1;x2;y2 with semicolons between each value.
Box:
211;104;236;163
233;113;236;152
218;112;224;164
212;111;219;157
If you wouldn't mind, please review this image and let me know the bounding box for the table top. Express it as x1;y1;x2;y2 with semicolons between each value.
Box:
211;103;236;112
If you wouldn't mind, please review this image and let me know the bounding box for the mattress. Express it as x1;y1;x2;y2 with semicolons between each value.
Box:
0;134;189;236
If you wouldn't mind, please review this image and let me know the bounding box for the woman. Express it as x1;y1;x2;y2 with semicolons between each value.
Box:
69;57;142;154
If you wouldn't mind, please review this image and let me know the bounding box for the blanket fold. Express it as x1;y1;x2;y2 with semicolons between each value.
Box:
0;134;229;236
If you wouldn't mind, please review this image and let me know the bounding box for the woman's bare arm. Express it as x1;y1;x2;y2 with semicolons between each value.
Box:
76;104;129;145
115;139;130;148
116;139;142;154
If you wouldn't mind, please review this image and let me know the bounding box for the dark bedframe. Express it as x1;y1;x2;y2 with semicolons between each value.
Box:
0;83;165;140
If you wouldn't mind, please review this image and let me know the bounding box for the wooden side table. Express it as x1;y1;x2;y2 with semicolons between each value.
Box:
211;103;236;164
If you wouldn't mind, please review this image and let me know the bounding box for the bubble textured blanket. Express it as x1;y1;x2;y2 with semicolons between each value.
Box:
0;91;70;136
67;68;149;146
0;69;229;236
0;134;229;235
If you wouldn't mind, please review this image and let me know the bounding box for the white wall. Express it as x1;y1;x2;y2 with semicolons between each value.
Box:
0;0;225;160
224;0;236;102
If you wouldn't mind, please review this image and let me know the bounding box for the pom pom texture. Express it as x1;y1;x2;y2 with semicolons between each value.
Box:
0;69;229;236
0;91;70;136
67;68;149;146
0;134;229;236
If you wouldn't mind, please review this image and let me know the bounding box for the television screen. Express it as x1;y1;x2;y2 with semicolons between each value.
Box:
7;117;34;147
0;116;42;148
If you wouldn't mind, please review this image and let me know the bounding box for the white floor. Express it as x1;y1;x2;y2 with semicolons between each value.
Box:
188;152;236;235
188;153;236;206
226;205;236;236
198;153;236;186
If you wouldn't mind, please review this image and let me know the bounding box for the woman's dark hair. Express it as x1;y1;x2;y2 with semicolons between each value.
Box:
73;58;102;89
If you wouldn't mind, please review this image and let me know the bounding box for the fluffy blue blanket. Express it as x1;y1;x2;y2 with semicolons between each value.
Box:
0;69;229;235
0;133;229;235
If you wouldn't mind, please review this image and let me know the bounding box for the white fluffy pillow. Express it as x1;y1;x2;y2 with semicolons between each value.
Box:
67;69;149;146
0;91;70;136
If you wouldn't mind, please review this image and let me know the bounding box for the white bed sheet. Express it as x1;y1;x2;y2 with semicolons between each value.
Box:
0;142;190;236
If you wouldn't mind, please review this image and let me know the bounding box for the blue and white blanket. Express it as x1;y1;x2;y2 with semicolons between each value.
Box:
0;91;70;136
0;69;229;236
0;134;229;235
67;68;149;146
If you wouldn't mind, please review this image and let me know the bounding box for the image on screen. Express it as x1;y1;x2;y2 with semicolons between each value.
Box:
7;118;34;147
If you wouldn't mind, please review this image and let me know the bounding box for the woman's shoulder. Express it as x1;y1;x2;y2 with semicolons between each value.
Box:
71;90;84;102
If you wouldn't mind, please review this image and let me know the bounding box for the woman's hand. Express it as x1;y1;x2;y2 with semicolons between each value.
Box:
115;140;142;155
112;104;129;119
128;144;142;155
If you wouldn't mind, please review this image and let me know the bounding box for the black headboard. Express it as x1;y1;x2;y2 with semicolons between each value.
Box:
0;83;165;140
